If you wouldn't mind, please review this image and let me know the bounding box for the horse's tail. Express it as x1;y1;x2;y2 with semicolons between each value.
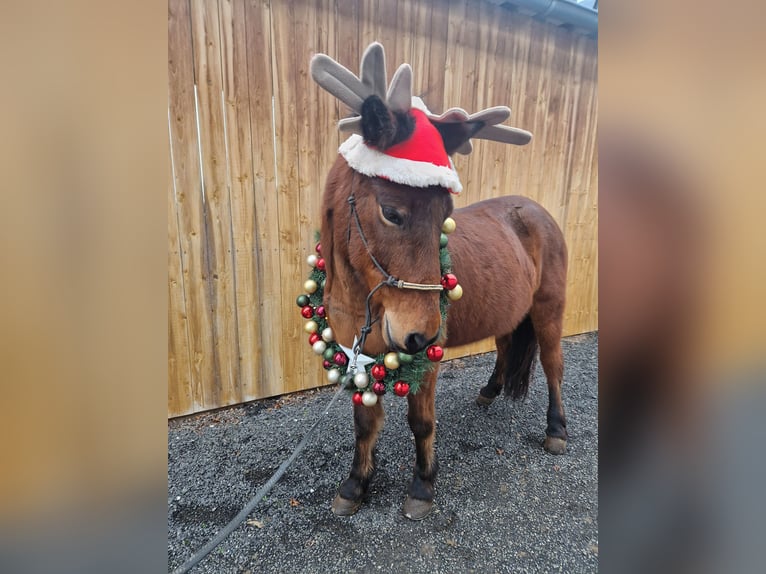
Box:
503;315;538;400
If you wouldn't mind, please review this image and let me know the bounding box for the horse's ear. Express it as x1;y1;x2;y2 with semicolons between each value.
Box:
433;121;485;156
360;95;415;151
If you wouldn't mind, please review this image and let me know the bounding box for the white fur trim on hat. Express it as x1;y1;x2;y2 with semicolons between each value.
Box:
338;135;463;194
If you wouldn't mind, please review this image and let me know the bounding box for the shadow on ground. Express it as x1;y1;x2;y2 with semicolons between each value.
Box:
168;333;598;573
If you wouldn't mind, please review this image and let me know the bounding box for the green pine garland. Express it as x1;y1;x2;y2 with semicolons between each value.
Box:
296;230;456;400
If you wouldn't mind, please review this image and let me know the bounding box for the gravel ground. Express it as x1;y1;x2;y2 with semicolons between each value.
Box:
168;333;597;573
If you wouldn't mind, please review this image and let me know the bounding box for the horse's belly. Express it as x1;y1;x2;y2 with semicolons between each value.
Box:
444;284;534;347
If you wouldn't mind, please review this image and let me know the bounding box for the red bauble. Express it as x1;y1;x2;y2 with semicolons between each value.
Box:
300;305;314;319
315;242;322;254
372;381;386;395
322;359;332;370
393;381;410;397
333;352;348;366
316;305;326;318
308;333;321;345
352;392;364;406
316;258;326;271
441;273;458;290
426;345;444;362
371;364;387;381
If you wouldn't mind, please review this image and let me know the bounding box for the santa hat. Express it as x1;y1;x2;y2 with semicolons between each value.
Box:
339;102;462;194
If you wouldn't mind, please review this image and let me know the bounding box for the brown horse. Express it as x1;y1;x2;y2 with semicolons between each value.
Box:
311;43;568;520
320;162;567;521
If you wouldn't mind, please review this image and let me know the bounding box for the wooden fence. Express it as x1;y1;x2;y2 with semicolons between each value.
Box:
168;0;598;417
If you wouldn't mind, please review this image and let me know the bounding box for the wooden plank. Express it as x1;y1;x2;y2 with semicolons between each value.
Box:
505;10;534;200
316;0;338;160
292;0;321;392
425;0;449;114
168;142;194;416
460;0;481;205
516;17;547;206
336;0;361;121
471;0;501;204
355;0;378;72
488;7;519;200
190;0;242;408
393;0;414;77
531;24;562;213
218;0;262;401
244;0;284;397
377;0;398;77
270;1;309;394
410;0;432;95
168;0;216;413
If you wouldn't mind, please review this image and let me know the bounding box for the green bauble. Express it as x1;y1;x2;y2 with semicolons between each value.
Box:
296;294;310;307
398;352;414;364
323;347;335;361
439;233;448;248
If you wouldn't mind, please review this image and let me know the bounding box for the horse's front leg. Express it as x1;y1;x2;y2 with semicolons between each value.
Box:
332;398;384;515
403;368;438;520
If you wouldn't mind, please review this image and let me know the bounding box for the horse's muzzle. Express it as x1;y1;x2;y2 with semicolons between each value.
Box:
403;331;437;354
384;314;439;354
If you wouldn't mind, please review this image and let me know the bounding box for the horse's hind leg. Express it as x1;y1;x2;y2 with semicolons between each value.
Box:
403;368;439;520
332;400;384;515
477;314;538;406
530;300;568;454
476;334;513;406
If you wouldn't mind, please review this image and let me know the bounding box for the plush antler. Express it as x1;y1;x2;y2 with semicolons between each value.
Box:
309;42;532;155
312;42;414;137
426;104;532;154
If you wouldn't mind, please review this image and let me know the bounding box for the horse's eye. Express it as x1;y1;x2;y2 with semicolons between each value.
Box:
380;205;404;226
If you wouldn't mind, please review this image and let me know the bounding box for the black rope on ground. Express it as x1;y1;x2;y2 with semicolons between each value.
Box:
170;384;346;574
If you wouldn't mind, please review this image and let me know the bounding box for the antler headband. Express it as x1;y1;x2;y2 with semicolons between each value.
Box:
310;42;532;193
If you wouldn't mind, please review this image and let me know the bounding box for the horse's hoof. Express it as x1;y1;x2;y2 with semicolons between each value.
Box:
476;394;494;407
543;436;567;454
331;495;361;516
403;496;433;521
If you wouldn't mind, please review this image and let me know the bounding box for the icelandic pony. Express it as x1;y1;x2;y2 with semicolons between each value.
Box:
312;44;568;520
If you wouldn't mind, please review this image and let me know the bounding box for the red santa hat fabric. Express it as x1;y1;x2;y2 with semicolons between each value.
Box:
339;104;463;194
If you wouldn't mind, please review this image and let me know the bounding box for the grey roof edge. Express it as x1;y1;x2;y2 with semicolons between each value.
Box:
487;0;598;36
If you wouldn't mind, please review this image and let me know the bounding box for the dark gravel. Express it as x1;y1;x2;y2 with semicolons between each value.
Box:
168;333;598;573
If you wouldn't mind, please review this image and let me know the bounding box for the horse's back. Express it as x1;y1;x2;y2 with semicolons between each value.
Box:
445;195;567;346
461;195;565;278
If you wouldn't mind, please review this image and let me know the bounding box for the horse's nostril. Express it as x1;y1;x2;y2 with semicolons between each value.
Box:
404;332;428;354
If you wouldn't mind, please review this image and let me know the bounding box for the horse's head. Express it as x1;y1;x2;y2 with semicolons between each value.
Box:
329;161;453;354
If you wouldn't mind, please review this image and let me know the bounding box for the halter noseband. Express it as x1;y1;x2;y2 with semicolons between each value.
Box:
344;194;443;368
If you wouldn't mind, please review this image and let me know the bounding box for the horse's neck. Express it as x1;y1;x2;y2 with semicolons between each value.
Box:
324;263;368;348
